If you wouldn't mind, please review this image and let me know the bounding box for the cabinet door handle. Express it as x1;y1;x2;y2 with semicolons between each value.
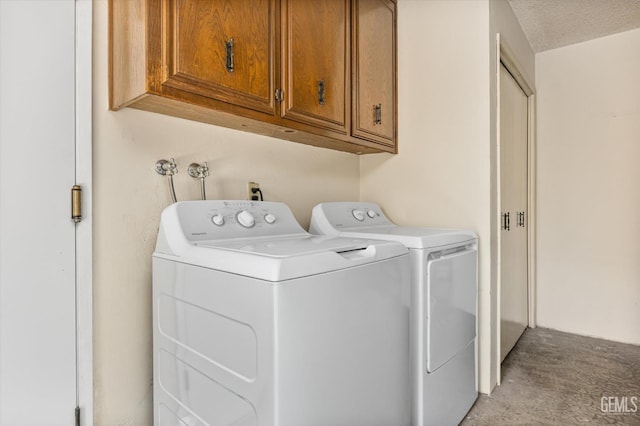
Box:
318;80;326;105
374;104;382;125
226;38;235;72
501;212;510;231
517;211;525;228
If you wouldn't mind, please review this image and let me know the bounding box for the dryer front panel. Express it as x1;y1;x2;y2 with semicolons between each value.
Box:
425;247;477;372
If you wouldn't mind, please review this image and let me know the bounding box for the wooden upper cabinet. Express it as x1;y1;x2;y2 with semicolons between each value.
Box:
163;0;277;115
281;0;349;134
352;0;396;148
110;0;396;154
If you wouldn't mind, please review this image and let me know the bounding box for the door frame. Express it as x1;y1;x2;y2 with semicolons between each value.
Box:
76;1;93;423
494;34;536;386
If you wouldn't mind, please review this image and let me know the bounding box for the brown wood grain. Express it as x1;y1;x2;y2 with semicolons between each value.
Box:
352;0;397;149
109;0;397;154
281;0;349;134
164;0;277;115
109;0;147;109
131;94;383;154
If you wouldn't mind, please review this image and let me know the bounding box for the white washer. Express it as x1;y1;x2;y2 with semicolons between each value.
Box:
153;200;411;426
310;202;478;426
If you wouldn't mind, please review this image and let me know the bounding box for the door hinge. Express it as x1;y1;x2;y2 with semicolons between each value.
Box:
274;88;283;103
71;184;82;223
75;406;80;426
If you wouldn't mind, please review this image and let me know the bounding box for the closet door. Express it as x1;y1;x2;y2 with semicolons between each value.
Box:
0;1;77;423
500;63;529;362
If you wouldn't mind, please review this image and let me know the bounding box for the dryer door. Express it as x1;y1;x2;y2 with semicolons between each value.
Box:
425;247;477;372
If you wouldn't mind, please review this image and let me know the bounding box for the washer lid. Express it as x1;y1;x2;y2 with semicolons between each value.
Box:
155;235;407;282
310;202;477;249
197;234;373;257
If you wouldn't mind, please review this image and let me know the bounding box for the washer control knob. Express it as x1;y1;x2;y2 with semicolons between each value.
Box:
352;209;365;221
211;214;225;226
264;213;277;224
237;210;255;228
367;210;377;218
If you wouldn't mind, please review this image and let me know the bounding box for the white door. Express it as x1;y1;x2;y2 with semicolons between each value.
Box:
0;1;77;424
499;63;528;362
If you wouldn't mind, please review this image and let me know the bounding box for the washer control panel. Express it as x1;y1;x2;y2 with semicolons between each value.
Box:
173;200;306;241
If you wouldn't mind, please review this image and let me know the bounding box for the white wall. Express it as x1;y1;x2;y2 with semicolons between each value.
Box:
93;1;360;423
359;0;494;393
536;28;640;345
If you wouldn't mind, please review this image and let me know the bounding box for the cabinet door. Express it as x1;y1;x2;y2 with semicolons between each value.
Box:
281;0;349;134
352;0;396;147
163;0;277;115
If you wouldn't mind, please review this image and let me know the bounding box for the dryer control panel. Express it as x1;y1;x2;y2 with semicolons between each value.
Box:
311;202;393;230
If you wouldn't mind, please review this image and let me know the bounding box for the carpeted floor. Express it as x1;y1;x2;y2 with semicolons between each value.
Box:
461;327;640;425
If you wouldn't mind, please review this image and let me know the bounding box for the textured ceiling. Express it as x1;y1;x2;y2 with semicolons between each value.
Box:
508;0;640;52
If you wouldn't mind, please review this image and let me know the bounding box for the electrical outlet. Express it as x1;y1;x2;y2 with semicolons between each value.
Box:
247;181;260;200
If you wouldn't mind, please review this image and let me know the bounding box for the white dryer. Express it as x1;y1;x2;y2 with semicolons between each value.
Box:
310;202;478;426
153;200;411;426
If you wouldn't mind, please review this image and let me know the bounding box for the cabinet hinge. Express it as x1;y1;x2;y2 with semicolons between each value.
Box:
75;406;80;426
71;184;82;223
274;89;283;103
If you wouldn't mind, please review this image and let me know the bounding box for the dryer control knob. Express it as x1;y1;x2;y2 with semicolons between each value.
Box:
367;210;377;218
237;210;255;228
211;214;225;226
264;213;277;224
352;209;365;221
